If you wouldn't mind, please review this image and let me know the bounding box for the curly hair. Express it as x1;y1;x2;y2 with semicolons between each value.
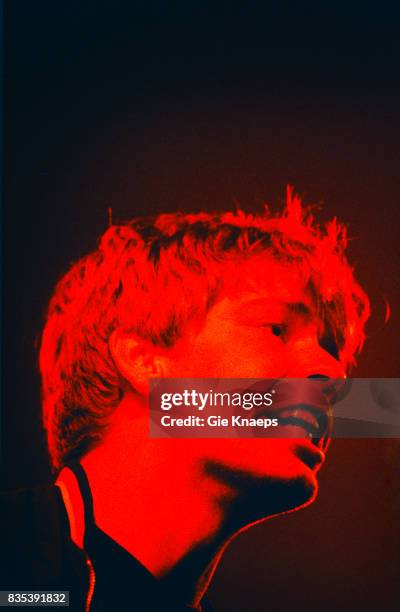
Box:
39;187;370;469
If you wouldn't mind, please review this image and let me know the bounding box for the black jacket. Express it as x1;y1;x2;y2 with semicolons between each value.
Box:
0;467;213;612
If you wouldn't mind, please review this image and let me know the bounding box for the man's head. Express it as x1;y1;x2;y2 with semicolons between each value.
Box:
40;188;369;513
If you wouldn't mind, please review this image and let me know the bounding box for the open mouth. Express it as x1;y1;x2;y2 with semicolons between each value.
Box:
258;403;331;450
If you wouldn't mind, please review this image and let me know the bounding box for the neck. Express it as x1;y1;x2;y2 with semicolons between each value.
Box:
57;396;238;607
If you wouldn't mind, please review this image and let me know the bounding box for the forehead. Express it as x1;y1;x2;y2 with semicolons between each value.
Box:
221;253;311;304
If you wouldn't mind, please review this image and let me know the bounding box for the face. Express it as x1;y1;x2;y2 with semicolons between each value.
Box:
164;254;346;517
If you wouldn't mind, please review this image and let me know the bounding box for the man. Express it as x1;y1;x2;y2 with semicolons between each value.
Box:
1;188;370;610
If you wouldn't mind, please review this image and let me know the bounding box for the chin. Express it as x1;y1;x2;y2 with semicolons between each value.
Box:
204;440;323;526
205;437;325;482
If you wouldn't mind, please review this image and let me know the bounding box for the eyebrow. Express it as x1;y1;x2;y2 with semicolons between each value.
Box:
287;302;313;318
234;298;314;320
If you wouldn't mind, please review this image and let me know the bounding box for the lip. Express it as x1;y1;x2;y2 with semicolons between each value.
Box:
256;403;332;451
291;437;326;469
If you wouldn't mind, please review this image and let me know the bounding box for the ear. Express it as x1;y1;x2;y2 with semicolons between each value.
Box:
109;328;166;396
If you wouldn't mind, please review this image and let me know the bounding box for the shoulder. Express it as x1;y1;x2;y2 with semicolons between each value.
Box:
0;485;86;593
0;484;63;545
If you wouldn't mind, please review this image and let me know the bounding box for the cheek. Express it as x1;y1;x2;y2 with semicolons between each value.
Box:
184;319;290;378
210;330;289;378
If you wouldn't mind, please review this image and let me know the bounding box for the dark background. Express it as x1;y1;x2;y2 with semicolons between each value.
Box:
4;2;400;610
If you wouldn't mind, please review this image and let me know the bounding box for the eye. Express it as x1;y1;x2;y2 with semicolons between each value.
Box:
271;324;284;337
261;323;287;337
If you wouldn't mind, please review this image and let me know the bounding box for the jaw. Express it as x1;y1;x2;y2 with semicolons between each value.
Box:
202;452;320;534
195;436;326;480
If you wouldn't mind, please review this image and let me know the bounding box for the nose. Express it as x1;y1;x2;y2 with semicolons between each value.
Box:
287;335;346;379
